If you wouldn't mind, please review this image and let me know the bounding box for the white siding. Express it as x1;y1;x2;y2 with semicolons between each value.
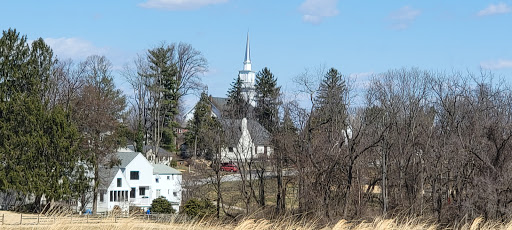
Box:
124;154;154;207
152;173;182;212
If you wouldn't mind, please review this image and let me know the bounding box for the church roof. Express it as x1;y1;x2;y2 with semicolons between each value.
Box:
210;96;229;118
219;118;271;146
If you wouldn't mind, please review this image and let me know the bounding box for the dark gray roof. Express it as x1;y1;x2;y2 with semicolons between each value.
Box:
153;164;182;175
210;97;229;118
219;119;271;146
126;145;135;152
98;166;121;190
143;145;171;158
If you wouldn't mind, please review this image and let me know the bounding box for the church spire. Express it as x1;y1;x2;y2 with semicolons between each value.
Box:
243;32;251;71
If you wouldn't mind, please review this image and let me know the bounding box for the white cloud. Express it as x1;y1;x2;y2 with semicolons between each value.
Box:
139;0;228;10
480;59;512;70
477;3;511;16
349;71;374;79
299;0;339;24
44;37;108;60
389;6;421;30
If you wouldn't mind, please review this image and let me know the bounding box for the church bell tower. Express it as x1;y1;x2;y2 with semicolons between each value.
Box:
238;33;256;106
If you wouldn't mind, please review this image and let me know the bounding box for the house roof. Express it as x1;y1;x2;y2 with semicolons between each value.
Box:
219;118;271;146
152;164;182;175
143;145;172;158
117;151;139;168
98;166;121;190
127;145;135;152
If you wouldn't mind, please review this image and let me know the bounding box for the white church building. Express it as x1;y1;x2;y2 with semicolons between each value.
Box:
181;33;273;161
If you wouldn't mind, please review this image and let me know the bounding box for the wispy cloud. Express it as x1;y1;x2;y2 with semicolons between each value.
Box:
349;72;374;89
389;6;421;30
349;72;374;79
139;0;228;10
480;59;512;70
44;37;108;60
299;0;339;24
477;3;511;16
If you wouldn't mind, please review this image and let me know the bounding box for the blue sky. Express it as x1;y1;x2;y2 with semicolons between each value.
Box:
1;0;512;108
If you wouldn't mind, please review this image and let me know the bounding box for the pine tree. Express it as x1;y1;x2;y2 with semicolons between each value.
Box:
254;67;281;133
316;68;346;118
0;29;86;212
225;77;249;119
145;45;179;153
185;91;212;158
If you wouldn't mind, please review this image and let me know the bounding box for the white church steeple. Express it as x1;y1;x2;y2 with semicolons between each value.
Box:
243;33;251;71
239;32;256;106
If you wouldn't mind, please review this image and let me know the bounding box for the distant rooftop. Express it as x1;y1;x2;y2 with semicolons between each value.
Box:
153;164;182;175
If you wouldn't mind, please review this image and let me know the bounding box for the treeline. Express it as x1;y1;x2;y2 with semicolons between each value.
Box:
0;28;207;214
280;68;512;224
186;65;512;225
0;28;127;213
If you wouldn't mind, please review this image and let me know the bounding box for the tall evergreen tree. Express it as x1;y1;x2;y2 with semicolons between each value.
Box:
185;91;214;158
315;68;347;120
254;67;281;133
145;45;179;153
225;77;249;119
0;29;86;212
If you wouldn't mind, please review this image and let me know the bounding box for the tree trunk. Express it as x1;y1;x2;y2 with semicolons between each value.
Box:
92;166;99;215
276;150;284;213
216;169;221;219
382;147;388;216
34;194;42;213
259;171;265;207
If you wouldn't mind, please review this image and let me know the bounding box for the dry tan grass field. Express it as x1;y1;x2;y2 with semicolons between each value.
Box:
2;211;512;230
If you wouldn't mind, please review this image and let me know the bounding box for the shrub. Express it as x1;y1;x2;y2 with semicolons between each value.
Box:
170;159;178;168
183;198;215;217
150;197;176;214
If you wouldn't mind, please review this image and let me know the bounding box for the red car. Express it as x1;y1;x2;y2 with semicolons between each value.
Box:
220;163;238;172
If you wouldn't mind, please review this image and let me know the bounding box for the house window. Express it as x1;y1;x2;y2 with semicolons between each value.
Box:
130;171;139;180
156;189;161;197
228;147;234;152
167;176;170;180
173;192;178;197
156;178;159;183
117;178;122;187
139;187;146;196
130;188;136;198
110;191;113;202
114;191;117;201
100;191;104;202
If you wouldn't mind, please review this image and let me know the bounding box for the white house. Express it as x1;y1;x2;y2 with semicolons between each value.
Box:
88;150;182;213
143;145;173;165
220;118;272;162
152;164;182;211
